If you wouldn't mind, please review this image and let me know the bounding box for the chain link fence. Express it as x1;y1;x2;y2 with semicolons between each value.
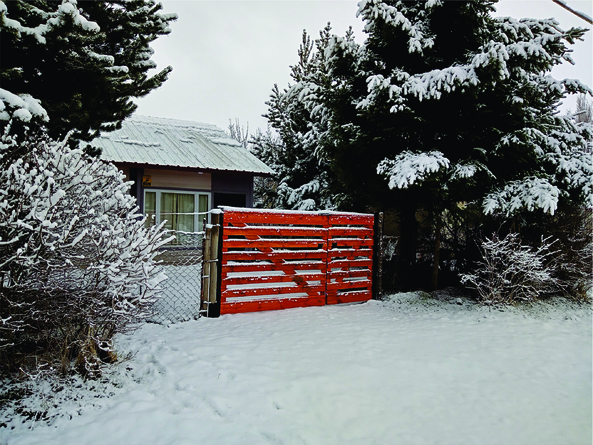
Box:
150;231;204;324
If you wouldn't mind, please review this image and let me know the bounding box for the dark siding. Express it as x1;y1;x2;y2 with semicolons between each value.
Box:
211;172;254;208
128;167;144;211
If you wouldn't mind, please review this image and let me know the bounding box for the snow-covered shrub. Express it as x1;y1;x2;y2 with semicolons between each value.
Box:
540;206;592;301
0;127;171;377
460;233;558;305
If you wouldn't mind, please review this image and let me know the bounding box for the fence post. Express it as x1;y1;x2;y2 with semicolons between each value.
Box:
201;219;211;314
206;211;223;318
372;212;384;300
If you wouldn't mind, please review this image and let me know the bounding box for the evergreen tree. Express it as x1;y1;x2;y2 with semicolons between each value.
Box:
248;127;283;208
256;26;338;211
304;0;592;289
0;0;176;142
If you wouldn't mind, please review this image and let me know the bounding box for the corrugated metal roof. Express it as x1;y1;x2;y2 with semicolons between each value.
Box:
94;115;274;175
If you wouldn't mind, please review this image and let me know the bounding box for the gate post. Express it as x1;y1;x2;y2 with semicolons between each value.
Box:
372;212;384;300
205;210;223;317
200;219;211;314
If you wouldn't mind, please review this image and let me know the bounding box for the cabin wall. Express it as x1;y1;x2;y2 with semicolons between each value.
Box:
144;168;212;190
113;164;256;210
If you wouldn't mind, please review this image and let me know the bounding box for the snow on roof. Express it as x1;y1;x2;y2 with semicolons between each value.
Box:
94;115;273;175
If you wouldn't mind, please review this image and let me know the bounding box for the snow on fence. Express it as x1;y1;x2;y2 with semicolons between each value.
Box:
202;207;382;316
150;231;204;324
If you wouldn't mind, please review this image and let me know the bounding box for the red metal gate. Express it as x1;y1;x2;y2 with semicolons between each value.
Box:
202;207;380;316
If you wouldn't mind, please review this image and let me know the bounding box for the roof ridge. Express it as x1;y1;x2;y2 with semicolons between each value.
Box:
129;114;222;131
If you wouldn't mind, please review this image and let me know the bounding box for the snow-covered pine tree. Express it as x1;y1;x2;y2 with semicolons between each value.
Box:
310;0;592;290
0;0;177;143
256;26;338;211
248;127;282;208
0;125;171;377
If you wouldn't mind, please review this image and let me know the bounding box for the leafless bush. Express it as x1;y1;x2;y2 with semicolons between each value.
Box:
460;233;559;305
0;127;171;378
551;207;592;300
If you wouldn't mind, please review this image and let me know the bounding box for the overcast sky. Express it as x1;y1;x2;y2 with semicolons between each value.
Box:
136;0;593;133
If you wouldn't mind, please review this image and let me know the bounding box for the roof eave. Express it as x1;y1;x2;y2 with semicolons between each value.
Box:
105;160;274;176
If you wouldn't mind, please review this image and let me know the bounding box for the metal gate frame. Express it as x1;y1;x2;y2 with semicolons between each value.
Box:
201;207;383;317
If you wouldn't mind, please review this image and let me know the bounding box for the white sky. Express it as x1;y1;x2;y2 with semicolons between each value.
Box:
136;0;593;133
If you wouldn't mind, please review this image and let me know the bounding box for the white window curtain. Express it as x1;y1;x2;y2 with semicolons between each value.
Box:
161;192;195;233
143;190;210;234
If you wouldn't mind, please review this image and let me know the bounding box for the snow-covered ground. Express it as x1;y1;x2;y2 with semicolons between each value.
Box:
1;293;591;445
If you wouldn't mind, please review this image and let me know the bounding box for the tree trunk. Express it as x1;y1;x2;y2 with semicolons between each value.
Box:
431;214;442;291
397;202;418;291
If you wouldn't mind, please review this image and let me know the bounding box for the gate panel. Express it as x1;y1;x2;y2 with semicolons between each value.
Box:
216;208;376;315
220;209;328;314
326;213;374;305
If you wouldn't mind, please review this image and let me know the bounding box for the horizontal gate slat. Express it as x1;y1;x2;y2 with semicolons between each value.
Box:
223;209;328;226
327;279;372;291
224;226;323;237
329;227;373;237
223;284;326;298
329;258;373;268
221;296;325;314
224;262;325;273
327;270;371;279
224;273;326;286
327;290;372;305
328;239;374;248
223;239;325;249
223;250;327;262
328;250;373;259
327;214;374;226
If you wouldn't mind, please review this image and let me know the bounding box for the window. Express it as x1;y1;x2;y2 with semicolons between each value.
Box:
213;192;247;208
144;190;210;233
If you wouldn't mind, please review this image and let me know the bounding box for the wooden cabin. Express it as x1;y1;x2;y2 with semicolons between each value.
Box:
92;115;273;233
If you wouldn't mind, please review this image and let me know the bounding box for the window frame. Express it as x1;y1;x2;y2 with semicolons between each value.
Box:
143;188;211;233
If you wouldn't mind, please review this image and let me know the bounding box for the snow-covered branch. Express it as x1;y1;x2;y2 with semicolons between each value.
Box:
377;151;450;189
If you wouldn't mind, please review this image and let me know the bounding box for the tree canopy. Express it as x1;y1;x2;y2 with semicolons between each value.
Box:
319;0;592;214
251;26;339;211
255;0;592;290
0;0;177;142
